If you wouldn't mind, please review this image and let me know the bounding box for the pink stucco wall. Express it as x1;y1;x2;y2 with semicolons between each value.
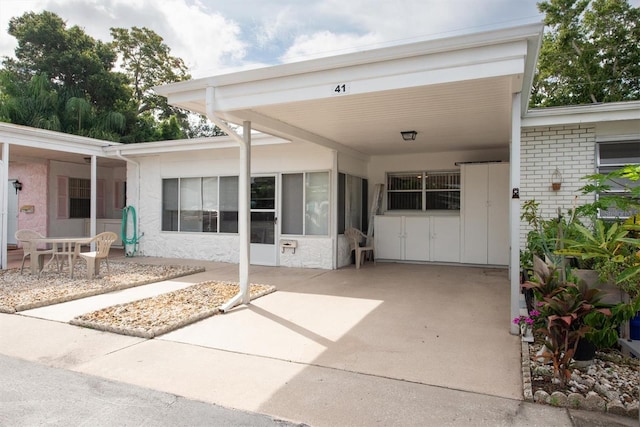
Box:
11;161;49;236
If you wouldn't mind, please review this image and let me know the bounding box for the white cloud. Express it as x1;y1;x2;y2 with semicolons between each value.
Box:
7;0;640;79
281;31;382;62
0;0;248;77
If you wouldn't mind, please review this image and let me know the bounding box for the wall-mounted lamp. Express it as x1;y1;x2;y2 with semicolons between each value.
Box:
12;180;23;194
401;130;417;141
551;168;563;191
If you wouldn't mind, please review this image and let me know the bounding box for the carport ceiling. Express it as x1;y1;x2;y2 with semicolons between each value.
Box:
228;76;513;156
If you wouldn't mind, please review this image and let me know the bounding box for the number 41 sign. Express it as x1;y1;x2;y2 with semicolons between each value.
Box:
332;83;350;95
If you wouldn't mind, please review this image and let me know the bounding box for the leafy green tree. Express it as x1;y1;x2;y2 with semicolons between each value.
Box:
4;11;131;111
110;26;224;139
110;26;190;117
531;0;640;107
0;71;61;130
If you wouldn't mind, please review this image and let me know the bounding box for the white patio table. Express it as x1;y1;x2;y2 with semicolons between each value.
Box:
27;237;92;278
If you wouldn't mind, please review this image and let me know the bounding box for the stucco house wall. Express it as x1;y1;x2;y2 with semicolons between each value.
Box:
132;140;337;268
11;159;49;236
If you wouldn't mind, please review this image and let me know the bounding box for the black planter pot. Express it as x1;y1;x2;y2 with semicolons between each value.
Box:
574;338;597;361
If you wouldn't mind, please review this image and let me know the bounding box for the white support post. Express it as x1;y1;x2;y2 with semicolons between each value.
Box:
331;150;338;269
239;121;251;304
510;92;522;335
90;155;97;251
206;86;252;311
1;143;8;269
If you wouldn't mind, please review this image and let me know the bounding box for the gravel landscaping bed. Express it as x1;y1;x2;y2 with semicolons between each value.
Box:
0;262;205;313
522;340;639;418
70;281;276;338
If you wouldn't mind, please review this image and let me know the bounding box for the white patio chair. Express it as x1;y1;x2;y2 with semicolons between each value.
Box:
77;232;118;279
14;229;57;274
344;227;374;269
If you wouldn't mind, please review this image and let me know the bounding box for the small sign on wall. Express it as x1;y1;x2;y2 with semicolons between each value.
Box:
19;205;35;214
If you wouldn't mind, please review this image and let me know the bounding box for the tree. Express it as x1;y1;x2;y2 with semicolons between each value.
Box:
110;26;190;117
531;0;640;107
4;11;131;112
2;11;223;141
110;26;224;139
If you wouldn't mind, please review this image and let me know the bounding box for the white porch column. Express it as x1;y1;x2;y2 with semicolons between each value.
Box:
510;92;522;335
239;121;251;304
1;143;8;269
331;150;338;269
90;155;97;251
206;87;251;311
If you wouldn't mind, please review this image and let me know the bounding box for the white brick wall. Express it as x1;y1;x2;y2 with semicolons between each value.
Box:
519;124;597;248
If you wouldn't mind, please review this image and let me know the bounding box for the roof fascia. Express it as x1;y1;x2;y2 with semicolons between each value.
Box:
522;101;640;127
155;22;544;97
0;122;120;155
103;133;290;156
154;23;544;113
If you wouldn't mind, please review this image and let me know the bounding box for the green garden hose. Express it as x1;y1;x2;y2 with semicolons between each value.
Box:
121;206;139;257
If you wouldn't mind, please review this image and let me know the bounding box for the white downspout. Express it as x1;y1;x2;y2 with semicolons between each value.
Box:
510;92;522;335
204;87;251;312
115;149;141;250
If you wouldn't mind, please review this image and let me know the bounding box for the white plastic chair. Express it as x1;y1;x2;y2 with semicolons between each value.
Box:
344;227;374;269
14;229;56;274
77;232;118;279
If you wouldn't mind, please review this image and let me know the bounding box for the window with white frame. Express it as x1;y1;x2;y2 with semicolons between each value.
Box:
162;176;238;232
386;171;460;211
597;141;640;219
281;171;329;235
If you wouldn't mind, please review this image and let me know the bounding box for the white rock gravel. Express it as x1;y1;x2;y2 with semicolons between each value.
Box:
527;341;639;418
71;281;276;338
0;262;205;313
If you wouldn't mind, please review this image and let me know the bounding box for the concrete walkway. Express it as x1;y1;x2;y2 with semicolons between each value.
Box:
1;256;636;426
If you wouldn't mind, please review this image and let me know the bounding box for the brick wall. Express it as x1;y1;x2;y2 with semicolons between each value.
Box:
519;124;597;248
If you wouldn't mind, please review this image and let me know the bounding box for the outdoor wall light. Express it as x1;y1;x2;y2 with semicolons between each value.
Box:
12;180;23;193
551;168;563;191
401;130;417;141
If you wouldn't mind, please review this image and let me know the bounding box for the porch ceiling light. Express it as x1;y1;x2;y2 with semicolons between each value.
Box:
401;130;417;141
551;168;563;191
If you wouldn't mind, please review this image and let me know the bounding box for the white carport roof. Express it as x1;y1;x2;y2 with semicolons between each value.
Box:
155;23;544;158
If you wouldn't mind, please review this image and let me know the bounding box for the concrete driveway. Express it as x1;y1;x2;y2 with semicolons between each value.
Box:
159;262;522;400
3;256;531;425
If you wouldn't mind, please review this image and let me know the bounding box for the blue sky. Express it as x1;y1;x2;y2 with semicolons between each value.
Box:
0;1;636;79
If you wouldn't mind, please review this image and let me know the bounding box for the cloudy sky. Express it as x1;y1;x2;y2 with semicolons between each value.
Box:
0;0;633;79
